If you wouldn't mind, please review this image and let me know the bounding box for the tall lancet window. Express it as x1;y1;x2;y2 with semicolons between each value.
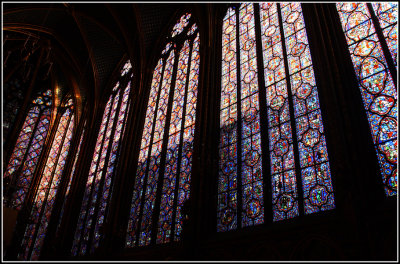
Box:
336;3;398;196
56;121;86;235
126;13;200;247
72;60;132;256
18;98;75;260
4;89;52;210
218;3;335;232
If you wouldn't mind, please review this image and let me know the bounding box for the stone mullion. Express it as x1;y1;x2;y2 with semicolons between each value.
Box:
15;107;62;259
93;77;131;253
276;3;305;216
366;3;397;87
106;71;141;252
104;77;132;244
310;3;388;258
328;3;389;200
253;3;274;224
4;47;45;168
135;56;167;246
170;36;194;242
206;4;228;237
28;109;72;260
57;102;92;258
41;106;85;259
5;105;49;260
234;6;244;229
86;88;125;255
150;42;182;245
5;105;43;208
76;93;116;254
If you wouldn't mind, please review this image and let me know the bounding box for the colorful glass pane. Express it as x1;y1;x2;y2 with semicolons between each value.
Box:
126;15;199;247
371;3;398;67
57;123;86;234
4;90;52;210
336;3;398;196
79;92;119;255
281;2;335;215
72;70;131;255
260;3;300;221
187;23;198;36
71;96;113;256
4;108;40;180
238;3;264;228
174;32;200;242
218;3;265;231
218;3;335;229
157;40;190;244
139;50;175;247
162;43;173;55
126;58;164;249
121;60;132;76
19;105;74;260
218;7;238;233
91;82;131;252
171;13;191;37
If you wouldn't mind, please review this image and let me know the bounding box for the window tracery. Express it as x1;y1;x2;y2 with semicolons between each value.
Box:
19;98;75;260
4;89;53;210
336;3;397;196
72;60;133;256
218;3;335;231
126;13;200;247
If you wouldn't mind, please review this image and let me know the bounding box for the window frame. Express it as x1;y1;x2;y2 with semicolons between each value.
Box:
125;10;201;248
71;59;134;256
216;2;337;233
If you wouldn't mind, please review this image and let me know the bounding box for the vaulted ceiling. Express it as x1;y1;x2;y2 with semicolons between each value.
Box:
3;3;184;107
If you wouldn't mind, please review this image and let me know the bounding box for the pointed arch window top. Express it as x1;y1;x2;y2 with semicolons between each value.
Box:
336;3;398;196
121;60;132;76
171;13;192;37
162;42;174;55
4;88;53;210
64;98;74;107
113;81;120;92
19;98;75;260
72;58;133;256
32;89;52;106
126;11;200;247
187;23;198;36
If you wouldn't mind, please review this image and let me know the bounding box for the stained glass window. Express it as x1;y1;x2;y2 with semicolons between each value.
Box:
126;13;199;247
18;98;75;260
72;60;132;256
4;89;52;210
57;122;86;235
218;3;335;231
336;3;398;196
371;3;398;68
